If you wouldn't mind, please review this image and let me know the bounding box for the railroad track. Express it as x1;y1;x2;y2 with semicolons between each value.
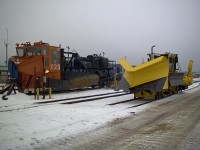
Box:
1;82;199;113
35;91;126;104
0;91;128;112
107;81;200;109
108;98;155;108
60;92;129;104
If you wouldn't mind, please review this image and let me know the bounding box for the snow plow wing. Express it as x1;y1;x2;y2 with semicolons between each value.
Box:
115;56;169;93
183;60;193;86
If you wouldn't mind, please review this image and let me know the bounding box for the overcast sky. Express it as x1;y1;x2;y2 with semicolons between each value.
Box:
0;0;200;72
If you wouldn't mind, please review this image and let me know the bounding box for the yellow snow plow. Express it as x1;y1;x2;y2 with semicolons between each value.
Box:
115;46;193;99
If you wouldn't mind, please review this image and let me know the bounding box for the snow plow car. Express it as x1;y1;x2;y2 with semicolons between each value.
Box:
115;46;193;99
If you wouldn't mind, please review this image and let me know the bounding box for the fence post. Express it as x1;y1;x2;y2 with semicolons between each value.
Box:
34;67;36;100
36;88;39;100
49;87;52;99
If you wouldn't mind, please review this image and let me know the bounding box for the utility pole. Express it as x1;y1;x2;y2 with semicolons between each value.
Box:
4;28;8;66
102;52;105;57
66;46;70;60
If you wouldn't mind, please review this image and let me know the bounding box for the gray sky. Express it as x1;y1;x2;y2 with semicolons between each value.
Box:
0;0;200;72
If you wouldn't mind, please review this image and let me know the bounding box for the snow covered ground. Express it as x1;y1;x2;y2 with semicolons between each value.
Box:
0;79;200;150
193;77;200;83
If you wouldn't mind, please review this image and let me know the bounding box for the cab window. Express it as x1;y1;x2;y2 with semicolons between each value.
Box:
44;58;49;67
52;51;60;64
33;47;41;56
43;47;49;56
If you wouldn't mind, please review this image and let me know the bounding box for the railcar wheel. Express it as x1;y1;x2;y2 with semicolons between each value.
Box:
155;92;163;100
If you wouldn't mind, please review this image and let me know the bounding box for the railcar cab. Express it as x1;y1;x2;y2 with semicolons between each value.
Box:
15;41;62;80
34;41;62;80
8;41;62;92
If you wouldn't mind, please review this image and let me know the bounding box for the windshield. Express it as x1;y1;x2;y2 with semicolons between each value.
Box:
16;46;41;57
27;46;41;56
17;47;25;57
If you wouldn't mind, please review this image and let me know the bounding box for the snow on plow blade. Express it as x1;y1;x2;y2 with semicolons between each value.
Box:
115;56;169;93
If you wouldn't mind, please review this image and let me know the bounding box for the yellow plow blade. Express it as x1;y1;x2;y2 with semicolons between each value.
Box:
116;56;169;92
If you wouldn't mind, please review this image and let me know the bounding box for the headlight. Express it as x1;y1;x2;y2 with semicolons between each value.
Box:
45;69;49;74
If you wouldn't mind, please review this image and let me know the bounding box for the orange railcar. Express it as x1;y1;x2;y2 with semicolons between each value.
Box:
8;41;100;93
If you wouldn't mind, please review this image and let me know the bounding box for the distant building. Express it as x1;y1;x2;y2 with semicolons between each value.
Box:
0;66;8;83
